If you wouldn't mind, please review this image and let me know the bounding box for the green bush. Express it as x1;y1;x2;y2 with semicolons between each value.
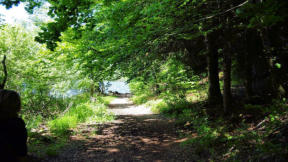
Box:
23;114;43;131
129;81;151;96
151;100;168;113
129;80;154;104
132;94;151;104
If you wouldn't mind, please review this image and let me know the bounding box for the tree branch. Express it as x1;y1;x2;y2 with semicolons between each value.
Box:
0;55;7;89
195;1;249;23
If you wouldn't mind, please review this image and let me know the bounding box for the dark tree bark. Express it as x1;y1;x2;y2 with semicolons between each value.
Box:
263;26;288;98
245;29;276;102
244;51;254;99
223;42;232;113
205;32;222;105
244;29;259;100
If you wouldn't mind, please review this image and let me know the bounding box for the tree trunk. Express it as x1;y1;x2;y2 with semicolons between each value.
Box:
244;29;257;100
222;15;233;113
223;42;232;113
264;27;283;99
244;63;254;99
206;32;222;105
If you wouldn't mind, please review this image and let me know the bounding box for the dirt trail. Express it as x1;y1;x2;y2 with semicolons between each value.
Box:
45;98;195;162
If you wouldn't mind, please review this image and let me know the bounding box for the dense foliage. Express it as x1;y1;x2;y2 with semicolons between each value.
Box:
20;0;287;107
1;0;288;160
0;24;115;157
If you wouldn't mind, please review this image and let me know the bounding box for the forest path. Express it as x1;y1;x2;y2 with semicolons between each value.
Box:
45;97;195;162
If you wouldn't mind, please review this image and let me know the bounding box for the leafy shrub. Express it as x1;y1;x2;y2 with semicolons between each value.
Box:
132;94;152;105
151;100;168;113
130;80;154;104
23;114;43;131
129;81;151;96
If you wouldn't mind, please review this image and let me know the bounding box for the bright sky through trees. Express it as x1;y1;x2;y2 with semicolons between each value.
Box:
0;3;30;25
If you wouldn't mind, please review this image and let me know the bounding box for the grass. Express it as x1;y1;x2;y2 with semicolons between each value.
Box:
102;96;117;105
27;94;116;159
48;115;78;136
28;133;68;158
48;102;114;136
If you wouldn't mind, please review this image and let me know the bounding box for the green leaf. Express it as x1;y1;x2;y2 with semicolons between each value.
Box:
275;63;281;69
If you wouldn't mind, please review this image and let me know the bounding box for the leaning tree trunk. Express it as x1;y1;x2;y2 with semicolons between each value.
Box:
206;32;222;105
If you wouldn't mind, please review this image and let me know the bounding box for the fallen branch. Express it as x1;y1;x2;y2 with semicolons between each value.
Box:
255;118;268;129
0;55;7;89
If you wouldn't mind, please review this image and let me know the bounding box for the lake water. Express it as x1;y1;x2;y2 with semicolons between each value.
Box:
62;81;130;97
104;81;130;94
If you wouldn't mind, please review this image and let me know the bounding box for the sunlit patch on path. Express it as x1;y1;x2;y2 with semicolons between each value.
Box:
108;98;155;116
44;97;194;162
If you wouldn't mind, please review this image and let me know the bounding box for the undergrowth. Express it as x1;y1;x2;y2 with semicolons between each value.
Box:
150;96;288;161
129;81;154;104
132;79;288;161
26;94;115;159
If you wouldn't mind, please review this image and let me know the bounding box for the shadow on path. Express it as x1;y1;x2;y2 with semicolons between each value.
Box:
44;98;196;162
108;103;134;109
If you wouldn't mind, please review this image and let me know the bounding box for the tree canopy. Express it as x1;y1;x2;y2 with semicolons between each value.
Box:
0;0;288;160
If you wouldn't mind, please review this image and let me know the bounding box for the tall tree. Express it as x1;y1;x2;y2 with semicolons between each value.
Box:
205;31;222;105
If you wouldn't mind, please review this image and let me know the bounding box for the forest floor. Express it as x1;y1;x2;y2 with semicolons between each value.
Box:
42;97;196;162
